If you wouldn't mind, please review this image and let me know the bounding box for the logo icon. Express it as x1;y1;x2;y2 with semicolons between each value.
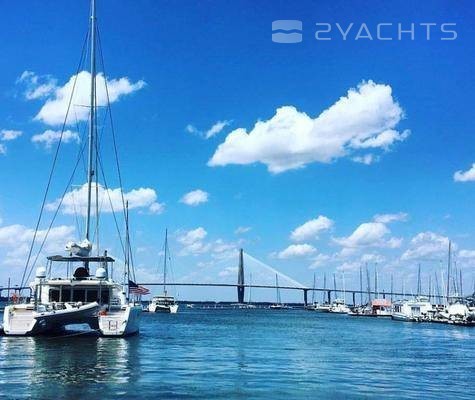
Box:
272;20;303;43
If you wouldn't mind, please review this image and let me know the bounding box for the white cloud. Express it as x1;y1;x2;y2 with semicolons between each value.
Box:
361;253;385;264
235;226;252;234
336;261;360;272
208;80;409;173
31;129;80;149
177;227;210;256
186;120;232;139
219;266;238;278
334;222;402;249
278;243;317;259
459;249;475;259
309;253;331;269
0;144;6;155
180;189;209;206
373;212;408;224
149;202;165;215
205;120;232;139
1;129;22;141
401;232;451;261
34;71;146;125
17;71;57;100
176;227;238;259
46;183;160;216
352;154;378;165
0;224;75;266
290;215;333;242
454;163;475;182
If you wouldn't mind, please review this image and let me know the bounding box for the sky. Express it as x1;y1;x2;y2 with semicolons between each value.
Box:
1;0;475;302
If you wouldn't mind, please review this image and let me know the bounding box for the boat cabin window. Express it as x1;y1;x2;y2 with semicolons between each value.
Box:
73;289;86;302
49;288;60;302
100;289;110;304
86;289;99;302
61;288;71;302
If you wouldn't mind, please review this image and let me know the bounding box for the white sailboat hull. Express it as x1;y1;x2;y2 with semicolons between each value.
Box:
3;302;99;336
148;303;179;313
99;305;142;336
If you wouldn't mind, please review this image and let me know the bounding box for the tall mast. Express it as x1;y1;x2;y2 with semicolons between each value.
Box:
163;229;168;295
446;240;451;304
86;0;97;243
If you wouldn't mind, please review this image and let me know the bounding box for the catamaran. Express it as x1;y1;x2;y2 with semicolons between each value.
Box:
2;0;142;336
148;230;179;314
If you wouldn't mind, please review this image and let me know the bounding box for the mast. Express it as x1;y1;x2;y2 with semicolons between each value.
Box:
417;264;421;297
86;0;97;244
359;266;363;305
163;229;168;295
323;273;327;303
446;240;451;304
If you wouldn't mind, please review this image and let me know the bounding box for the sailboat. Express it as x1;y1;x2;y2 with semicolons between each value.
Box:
2;0;142;336
148;230;179;313
270;274;291;309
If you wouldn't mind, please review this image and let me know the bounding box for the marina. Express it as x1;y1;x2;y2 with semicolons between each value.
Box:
0;0;474;398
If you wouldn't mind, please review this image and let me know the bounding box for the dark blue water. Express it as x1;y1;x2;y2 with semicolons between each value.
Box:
1;309;474;399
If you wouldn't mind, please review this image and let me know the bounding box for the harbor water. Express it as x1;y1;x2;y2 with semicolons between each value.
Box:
1;308;474;399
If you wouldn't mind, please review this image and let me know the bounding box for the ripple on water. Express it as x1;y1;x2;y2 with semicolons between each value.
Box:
1;309;474;399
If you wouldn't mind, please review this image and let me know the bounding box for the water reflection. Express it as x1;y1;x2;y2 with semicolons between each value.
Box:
0;333;140;399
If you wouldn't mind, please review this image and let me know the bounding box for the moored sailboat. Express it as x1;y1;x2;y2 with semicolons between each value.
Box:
148;230;179;314
3;0;142;336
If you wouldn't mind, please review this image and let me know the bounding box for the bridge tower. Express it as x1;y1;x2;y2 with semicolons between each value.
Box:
237;248;245;303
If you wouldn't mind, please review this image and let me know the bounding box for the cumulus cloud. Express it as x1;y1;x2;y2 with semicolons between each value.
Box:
290;215;333;242
17;71;57;100
176;227;238;259
454;164;475;182
149;202;165;215
177;227;210;256
0;224;75;266
373;212;408;224
0;129;23;155
208;80;409;173
277;243;317;259
34;71;146;125
309;253;331;269
31;129;80;149
45;183;161;216
1;129;22;141
180;189;209;206
186;120;232;139
459;249;475;259
334;222;402;249
401;232;451;261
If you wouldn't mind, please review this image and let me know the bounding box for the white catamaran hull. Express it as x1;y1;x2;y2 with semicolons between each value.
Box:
3;302;99;336
148;304;178;314
99;305;142;336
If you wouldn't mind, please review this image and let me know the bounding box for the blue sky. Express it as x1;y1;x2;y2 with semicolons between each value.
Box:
1;1;475;301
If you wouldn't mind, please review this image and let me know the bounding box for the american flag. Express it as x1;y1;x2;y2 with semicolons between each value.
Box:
128;280;150;295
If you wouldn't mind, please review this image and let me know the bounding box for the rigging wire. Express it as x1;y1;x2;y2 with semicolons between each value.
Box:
20;28;90;290
23;137;89;285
